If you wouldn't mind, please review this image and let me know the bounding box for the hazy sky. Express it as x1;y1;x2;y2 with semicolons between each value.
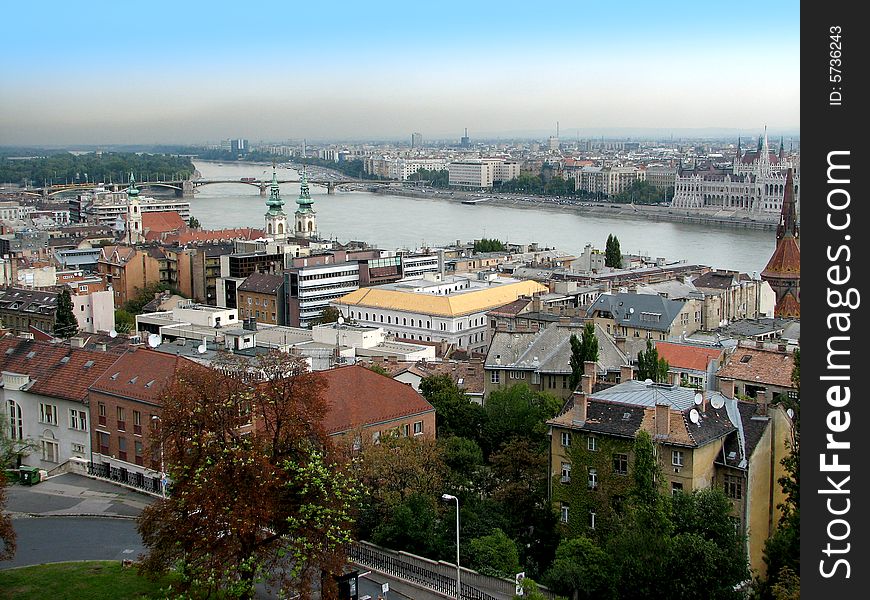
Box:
0;1;800;145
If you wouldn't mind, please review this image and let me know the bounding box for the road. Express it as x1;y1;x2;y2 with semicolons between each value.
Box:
2;517;145;570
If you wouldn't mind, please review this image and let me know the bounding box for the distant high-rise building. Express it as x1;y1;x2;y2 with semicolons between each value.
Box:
231;139;249;155
411;132;423;148
460;128;470;148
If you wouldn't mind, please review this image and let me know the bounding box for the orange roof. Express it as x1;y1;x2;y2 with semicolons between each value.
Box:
142;211;186;234
165;228;264;245
775;289;800;318
319;364;434;435
0;338;121;403
761;235;800;278
655;342;725;372
89;348;188;404
718;346;796;389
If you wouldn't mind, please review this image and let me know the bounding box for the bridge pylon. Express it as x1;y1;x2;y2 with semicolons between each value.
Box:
326;182;336;195
181;180;195;198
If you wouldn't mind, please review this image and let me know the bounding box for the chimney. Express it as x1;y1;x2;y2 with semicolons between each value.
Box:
755;340;764;349
655;402;670;439
701;390;709;412
620;364;634;382
757;389;769;416
573;390;588;423
777;343;787;352
718;377;735;399
614;335;626;353
96;342;107;352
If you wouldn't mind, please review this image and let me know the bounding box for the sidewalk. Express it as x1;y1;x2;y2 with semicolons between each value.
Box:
6;472;155;519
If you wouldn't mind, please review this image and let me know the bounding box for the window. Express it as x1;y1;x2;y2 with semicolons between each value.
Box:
41;439;59;463
402;423;410;437
135;441;144;466
672;450;684;467
560;462;571;483
118;436;128;461
589;510;596;530
39;403;58;425
490;371;500;384
372;430;381;443
613;453;628;475
98;402;107;426
7;400;22;440
587;467;598;490
98;432;110;454
133;410;142;434
413;421;424;435
116;407;126;431
561;431;571;447
69;409;88;431
587;436;597;452
560;502;569;524
672;482;684;495
724;474;743;499
71;443;86;455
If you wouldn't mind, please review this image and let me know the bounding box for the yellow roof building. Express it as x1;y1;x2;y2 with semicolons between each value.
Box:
335;279;547;318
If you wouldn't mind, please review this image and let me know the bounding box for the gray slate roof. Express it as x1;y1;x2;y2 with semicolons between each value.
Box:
588;292;686;332
590;379;727;411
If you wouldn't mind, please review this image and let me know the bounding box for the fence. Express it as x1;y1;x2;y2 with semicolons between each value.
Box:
349;541;557;600
87;461;163;496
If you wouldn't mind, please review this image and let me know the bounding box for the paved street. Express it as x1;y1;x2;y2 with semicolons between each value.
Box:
5;473;154;518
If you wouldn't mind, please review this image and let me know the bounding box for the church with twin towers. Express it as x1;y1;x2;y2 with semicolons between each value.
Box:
263;165;317;241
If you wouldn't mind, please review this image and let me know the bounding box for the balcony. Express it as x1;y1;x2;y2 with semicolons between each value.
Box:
117;420;126;431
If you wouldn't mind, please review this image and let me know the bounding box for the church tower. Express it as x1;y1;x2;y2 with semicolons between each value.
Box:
126;173;143;245
264;166;287;240
294;167;317;239
761;168;800;318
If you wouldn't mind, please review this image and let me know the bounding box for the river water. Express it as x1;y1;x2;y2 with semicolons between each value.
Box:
188;161;775;274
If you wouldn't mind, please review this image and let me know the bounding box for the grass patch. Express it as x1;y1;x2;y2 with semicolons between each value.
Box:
0;561;180;599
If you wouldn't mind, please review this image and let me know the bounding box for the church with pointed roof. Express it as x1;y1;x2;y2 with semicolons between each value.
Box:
294;167;317;239
263;166;288;241
760;168;800;318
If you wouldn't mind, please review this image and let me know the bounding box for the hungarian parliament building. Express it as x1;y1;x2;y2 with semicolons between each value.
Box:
670;133;799;220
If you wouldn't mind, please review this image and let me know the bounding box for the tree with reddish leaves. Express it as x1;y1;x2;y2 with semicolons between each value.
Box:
0;471;15;562
137;352;359;599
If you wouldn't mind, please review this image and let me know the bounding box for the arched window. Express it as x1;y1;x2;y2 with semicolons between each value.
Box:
278;223;284;234
267;223;273;234
308;221;314;232
7;399;22;440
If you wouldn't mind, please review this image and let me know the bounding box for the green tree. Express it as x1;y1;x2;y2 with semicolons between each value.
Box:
315;306;341;325
469;528;521;578
53;288;79;338
367;363;390;377
604;235;622;269
636;340;669;383
419;374;486;440
544;536;617;600
0;472;14;561
569;322;600;391
474;238;506;253
114;309;135;334
371;493;441;557
482;384;561;455
188;216;201;229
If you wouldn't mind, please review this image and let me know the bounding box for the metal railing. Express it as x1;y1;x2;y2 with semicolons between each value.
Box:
87;461;163;495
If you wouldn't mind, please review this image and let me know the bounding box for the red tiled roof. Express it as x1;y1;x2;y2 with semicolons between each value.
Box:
89;348;188;404
655;342;725;372
166;228;264;245
319;364;435;435
775;290;800;318
0;338;122;403
718;346;796;389
142;211;186;234
761;235;800;278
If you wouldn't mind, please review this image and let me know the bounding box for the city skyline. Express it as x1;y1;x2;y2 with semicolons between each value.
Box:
1;1;799;145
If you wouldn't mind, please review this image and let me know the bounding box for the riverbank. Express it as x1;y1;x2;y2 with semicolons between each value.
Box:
369;187;777;231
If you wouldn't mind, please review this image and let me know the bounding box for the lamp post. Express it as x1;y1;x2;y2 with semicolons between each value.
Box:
442;493;460;599
151;415;166;499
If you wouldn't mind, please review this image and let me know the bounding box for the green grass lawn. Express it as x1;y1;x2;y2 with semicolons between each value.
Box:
0;561;180;600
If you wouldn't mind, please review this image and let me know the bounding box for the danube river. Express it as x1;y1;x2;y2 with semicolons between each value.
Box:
189;161;774;274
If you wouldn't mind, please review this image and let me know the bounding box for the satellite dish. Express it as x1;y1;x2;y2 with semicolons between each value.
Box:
711;395;725;409
786;408;795;419
693;393;703;406
629;307;635;314
109;329;118;338
197;343;207;354
147;333;161;348
644;378;654;385
689;408;700;425
337;316;345;325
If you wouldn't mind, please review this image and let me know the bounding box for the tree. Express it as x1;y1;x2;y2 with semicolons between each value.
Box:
419;374;486;440
604;235;622;269
469;528;521;578
367;363;390;377
0;472;15;561
188;216;201;229
137;352;358;599
544;536;617;600
636;340;669;383
114;309;135;334
481;384;561;456
474;238;506;253
54;288;78;338
316;306;341;325
569;323;600;391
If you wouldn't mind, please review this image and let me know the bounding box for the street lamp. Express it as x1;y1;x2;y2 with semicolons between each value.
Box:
151;415;166;499
442;493;460;599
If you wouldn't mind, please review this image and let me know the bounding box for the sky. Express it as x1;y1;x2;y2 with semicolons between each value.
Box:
0;1;800;145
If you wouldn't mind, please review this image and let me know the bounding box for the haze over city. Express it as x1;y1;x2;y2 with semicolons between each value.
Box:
1;0;799;145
